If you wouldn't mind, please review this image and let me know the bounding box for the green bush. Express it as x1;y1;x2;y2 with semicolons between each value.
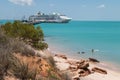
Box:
1;21;48;50
0;28;35;56
33;42;48;50
2;21;44;41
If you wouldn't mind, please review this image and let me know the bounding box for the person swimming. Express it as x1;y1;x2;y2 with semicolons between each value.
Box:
91;49;99;53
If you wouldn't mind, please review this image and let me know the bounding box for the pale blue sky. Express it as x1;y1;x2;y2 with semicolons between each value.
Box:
0;0;120;20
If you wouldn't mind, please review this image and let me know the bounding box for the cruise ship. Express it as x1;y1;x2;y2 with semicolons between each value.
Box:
22;11;72;24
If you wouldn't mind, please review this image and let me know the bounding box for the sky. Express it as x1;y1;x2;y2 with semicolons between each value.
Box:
0;0;120;21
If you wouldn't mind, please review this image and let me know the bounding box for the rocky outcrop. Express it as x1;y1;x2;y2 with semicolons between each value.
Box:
79;68;91;77
92;67;107;74
77;60;89;69
69;65;78;71
76;60;91;77
73;77;80;80
55;54;67;59
54;54;108;80
89;58;100;63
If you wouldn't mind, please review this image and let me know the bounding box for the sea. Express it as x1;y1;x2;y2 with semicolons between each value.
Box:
39;21;120;69
1;20;120;70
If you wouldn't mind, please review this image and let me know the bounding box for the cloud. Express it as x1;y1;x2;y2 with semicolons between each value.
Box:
97;4;105;8
8;0;33;6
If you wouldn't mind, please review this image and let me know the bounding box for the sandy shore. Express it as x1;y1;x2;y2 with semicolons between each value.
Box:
53;52;120;80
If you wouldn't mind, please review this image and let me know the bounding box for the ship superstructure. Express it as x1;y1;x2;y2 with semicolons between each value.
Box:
26;11;71;24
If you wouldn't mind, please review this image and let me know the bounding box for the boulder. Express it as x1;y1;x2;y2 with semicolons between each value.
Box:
79;68;91;77
76;60;85;64
89;58;100;63
73;77;80;80
92;67;107;74
67;61;76;65
55;54;67;59
69;65;78;71
77;62;89;69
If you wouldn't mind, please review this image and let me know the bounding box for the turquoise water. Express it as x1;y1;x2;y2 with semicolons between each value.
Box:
1;20;120;68
0;20;14;24
39;21;120;67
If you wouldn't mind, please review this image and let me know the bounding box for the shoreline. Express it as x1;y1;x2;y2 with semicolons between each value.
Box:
47;48;120;80
48;47;120;72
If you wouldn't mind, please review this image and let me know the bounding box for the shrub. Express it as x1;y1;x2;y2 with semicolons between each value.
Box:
0;29;13;76
0;50;11;80
47;69;60;80
0;29;37;79
0;28;11;49
1;21;47;50
10;39;35;56
12;62;37;80
0;28;35;56
33;42;48;50
60;72;72;80
0;30;12;78
46;56;55;67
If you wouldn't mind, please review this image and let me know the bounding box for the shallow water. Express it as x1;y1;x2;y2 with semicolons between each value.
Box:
39;21;120;68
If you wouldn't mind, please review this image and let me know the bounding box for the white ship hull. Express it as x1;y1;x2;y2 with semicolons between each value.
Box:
24;11;72;24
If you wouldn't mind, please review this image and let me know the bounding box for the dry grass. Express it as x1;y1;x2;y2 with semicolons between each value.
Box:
10;39;35;56
12;61;37;80
46;56;55;67
0;29;36;79
0;51;37;80
0;50;16;80
0;31;12;79
61;72;72;80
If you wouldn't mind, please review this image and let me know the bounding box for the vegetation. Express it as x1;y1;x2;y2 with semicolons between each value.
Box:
1;21;48;50
0;21;67;80
47;69;60;80
0;28;35;56
12;62;37;80
46;56;55;67
0;28;37;79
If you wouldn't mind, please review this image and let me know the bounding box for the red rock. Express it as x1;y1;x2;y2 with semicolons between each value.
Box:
89;58;100;63
79;69;91;77
69;66;77;71
77;62;89;69
92;67;107;74
73;77;80;80
55;54;67;59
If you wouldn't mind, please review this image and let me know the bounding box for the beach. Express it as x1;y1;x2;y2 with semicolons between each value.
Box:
40;21;120;80
51;51;120;80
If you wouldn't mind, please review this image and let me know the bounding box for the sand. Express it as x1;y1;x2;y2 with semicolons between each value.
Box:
53;53;120;80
